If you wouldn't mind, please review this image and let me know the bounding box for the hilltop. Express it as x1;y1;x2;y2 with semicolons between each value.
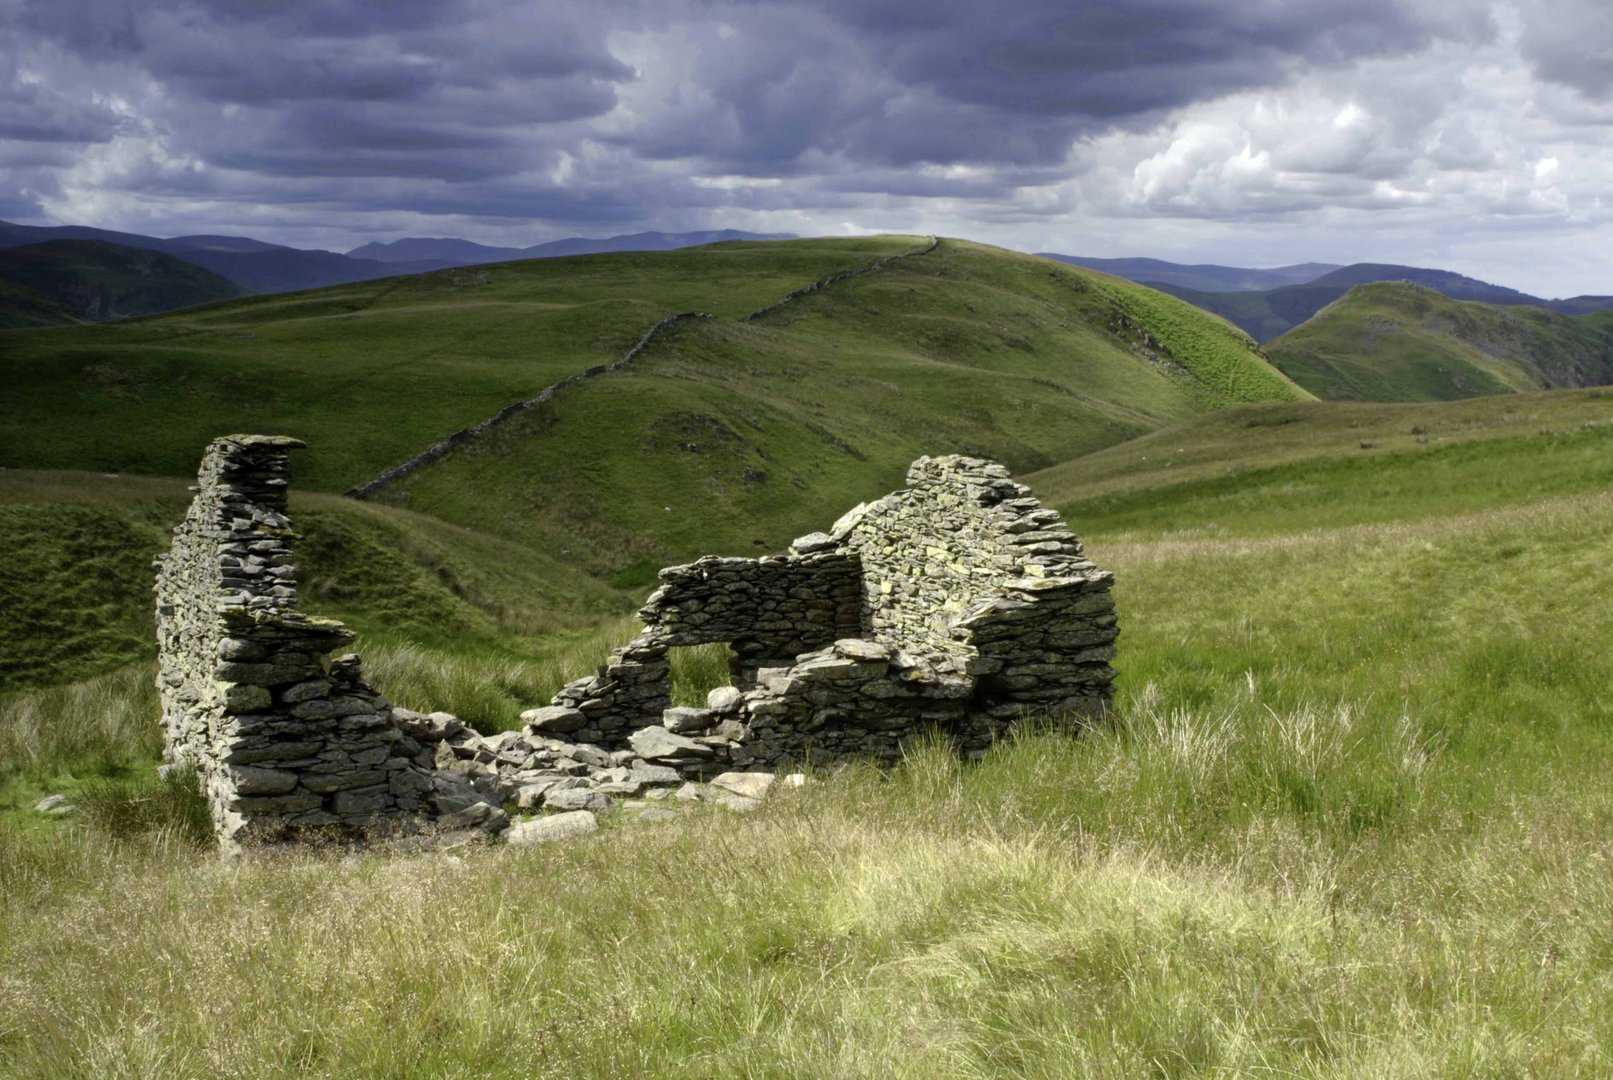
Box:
347;229;794;265
1143;262;1613;345
0;219;802;301
1264;282;1613;401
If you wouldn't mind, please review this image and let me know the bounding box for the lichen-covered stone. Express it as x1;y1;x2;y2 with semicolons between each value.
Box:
155;435;450;854
156;442;1113;853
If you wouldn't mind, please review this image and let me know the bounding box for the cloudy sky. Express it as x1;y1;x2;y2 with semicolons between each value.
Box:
3;0;1612;295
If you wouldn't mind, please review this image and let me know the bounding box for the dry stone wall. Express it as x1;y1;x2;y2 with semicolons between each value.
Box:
536;454;1116;770
157;439;1114;852
155;435;507;853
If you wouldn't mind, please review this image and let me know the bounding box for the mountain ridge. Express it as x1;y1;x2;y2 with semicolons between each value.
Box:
0;220;798;300
346;229;797;264
1265;280;1613;401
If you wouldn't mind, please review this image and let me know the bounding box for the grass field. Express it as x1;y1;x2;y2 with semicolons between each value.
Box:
2;387;1612;1074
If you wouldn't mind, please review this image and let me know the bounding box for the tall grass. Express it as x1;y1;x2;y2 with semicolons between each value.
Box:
1;486;1611;1074
0;665;157;783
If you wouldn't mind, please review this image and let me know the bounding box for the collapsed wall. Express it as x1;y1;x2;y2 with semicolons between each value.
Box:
156;440;1116;851
154;435;503;852
539;454;1117;769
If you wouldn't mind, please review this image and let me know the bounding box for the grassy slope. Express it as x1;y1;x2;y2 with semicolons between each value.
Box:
4;401;1613;1074
1268;282;1613;401
1029;386;1613;503
0;469;626;696
0;237;929;488
382;240;1303;580
0;239;247;321
0;236;1301;688
0;238;1300;500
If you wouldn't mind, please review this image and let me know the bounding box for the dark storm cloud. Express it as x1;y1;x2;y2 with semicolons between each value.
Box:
0;74;126;143
1517;0;1613;99
603;0;1494;174
0;0;1515;244
815;0;1490;117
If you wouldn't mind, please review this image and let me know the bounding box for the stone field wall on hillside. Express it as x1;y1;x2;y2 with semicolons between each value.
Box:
157;438;1116;853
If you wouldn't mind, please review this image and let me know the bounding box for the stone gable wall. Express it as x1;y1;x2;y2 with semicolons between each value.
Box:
155;435;473;853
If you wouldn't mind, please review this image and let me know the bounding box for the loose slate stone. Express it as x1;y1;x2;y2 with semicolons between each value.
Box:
663;706;716;734
544;787;611;812
629;725;715;761
521;705;587;734
706;685;744;713
710;772;775;801
507;811;598;845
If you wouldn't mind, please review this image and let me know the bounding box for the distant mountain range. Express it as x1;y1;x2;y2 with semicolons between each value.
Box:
0;221;797;322
1041;252;1613;342
348;229;795;265
1037;254;1342;293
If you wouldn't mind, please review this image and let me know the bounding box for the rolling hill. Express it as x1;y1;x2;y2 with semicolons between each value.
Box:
0;278;84;330
1263;282;1613;401
0;237;1303;576
1148;263;1613;345
285;237;1306;576
0;240;246;322
348;229;794;265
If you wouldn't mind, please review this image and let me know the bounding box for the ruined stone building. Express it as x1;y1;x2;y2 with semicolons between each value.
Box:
155;437;1116;852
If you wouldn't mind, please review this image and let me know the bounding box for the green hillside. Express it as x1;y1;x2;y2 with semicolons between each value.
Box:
1147;281;1349;342
1266;282;1613;401
0;236;947;485
0;237;1307;687
6;388;1613;1073
366;239;1304;577
0;468;626;695
0;239;247;322
0;237;1302;570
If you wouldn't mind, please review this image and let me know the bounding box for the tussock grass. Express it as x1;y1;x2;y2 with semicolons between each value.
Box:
0;665;158;784
3;480;1612;1074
